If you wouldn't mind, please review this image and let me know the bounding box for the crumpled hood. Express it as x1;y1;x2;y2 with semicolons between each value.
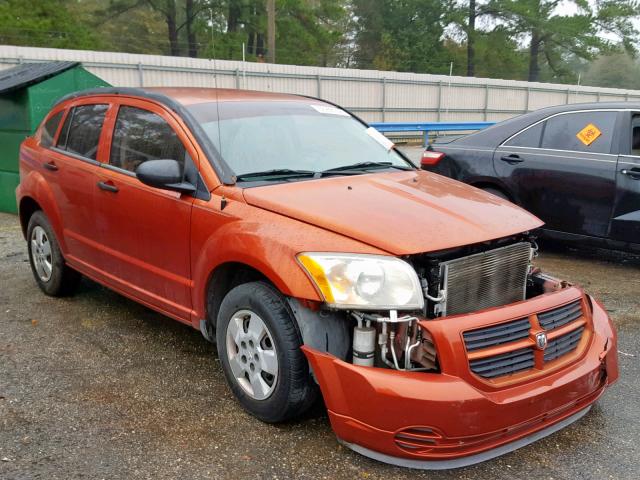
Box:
242;171;544;255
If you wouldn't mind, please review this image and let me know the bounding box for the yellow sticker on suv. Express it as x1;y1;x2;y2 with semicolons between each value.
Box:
576;123;602;146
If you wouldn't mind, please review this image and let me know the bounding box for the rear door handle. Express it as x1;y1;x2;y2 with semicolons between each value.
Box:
621;168;640;180
97;180;119;193
500;154;524;164
43;161;58;171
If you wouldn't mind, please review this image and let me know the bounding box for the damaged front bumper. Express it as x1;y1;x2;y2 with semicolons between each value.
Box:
302;287;618;469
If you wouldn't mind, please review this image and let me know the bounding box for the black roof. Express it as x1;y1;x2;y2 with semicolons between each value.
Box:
0;61;79;95
446;101;640;147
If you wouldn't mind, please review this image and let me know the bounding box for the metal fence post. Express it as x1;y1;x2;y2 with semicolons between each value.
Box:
317;74;322;98
483;84;489;121
235;68;240;89
137;62;144;87
566;88;570;104
381;77;387;122
437;80;443;122
525;87;530;112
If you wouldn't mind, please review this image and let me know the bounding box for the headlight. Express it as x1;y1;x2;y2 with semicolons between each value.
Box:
297;253;424;310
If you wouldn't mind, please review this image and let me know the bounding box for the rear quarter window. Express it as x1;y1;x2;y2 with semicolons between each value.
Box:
57;104;108;160
504;122;543;148
40;111;63;148
541;111;617;154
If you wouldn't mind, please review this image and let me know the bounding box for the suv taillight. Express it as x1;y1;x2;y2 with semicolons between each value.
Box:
420;150;445;167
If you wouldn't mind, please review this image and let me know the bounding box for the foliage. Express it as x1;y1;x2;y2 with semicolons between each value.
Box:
352;0;455;74
0;0;639;87
0;0;100;49
485;0;640;81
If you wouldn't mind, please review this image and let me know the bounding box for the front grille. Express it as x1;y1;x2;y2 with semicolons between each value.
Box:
538;300;582;330
440;242;532;316
469;348;535;378
544;326;585;362
464;300;587;380
463;317;531;352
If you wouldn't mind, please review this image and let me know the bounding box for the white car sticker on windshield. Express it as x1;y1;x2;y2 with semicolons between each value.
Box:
310;104;350;116
366;127;395;151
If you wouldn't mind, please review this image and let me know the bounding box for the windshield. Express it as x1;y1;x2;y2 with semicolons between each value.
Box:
187;101;413;181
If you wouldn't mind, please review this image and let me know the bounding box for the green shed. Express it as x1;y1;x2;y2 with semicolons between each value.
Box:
0;61;110;213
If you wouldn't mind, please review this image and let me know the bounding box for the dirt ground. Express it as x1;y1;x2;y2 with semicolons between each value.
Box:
1;211;638;480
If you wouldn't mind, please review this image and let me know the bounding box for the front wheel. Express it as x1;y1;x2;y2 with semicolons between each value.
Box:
216;281;318;423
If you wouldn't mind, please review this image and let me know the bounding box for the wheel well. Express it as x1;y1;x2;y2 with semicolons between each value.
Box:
19;197;41;238
471;182;512;201
205;262;270;327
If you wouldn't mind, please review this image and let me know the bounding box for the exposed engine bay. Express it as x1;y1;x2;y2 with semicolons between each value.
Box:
293;233;570;374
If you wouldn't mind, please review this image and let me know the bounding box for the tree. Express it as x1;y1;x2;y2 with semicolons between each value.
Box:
487;0;640;82
582;53;640;90
0;0;100;49
352;0;454;74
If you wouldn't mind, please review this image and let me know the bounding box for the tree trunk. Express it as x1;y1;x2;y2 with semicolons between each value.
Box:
186;0;197;58
466;0;476;77
266;0;275;63
528;30;541;82
228;0;241;32
166;1;180;56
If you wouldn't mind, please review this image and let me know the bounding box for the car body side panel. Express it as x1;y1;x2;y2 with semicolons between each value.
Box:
91;98;197;321
427;144;498;187
16;138;66;246
611;154;640;243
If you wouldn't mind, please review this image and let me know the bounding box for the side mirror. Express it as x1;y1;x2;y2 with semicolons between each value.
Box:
135;159;195;193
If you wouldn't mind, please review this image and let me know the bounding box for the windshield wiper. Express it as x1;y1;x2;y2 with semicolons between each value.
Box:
319;161;413;176
235;169;316;182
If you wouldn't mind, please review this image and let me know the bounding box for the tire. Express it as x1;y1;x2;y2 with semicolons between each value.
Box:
216;281;318;423
482;187;510;201
27;210;81;296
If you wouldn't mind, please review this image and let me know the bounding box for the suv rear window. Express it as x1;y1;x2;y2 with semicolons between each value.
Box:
57;104;108;160
541;111;617;154
40;111;63;148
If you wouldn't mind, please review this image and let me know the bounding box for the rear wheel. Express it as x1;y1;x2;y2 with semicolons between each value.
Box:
27;211;80;296
216;281;318;423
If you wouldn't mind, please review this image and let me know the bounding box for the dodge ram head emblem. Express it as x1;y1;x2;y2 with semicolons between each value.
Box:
535;332;548;350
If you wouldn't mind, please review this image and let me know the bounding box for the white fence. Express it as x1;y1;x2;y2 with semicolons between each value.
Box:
2;45;640;124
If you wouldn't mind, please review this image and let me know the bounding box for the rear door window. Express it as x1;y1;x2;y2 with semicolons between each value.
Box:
57;104;108;160
505;122;543;148
40;111;63;148
541;111;617;154
109;105;186;174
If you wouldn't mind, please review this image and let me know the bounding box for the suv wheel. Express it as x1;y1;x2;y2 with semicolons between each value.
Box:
216;281;318;423
27;211;81;296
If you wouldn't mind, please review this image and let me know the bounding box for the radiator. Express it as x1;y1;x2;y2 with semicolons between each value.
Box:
438;242;533;316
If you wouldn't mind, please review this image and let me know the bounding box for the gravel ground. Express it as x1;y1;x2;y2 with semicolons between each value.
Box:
1;211;638;480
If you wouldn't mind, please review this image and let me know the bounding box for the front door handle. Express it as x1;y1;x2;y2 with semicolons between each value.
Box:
621;168;640;180
97;180;119;193
500;154;524;164
43;161;58;171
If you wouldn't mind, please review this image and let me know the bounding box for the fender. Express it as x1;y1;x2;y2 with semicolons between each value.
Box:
190;198;387;321
467;176;518;203
17;167;67;254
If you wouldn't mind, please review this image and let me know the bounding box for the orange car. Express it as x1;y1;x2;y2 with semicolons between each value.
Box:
16;87;618;469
